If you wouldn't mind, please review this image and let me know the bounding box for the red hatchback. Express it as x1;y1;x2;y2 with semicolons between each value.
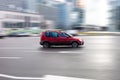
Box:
40;30;84;48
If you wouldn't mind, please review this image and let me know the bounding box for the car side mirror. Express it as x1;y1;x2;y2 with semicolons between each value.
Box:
67;36;70;38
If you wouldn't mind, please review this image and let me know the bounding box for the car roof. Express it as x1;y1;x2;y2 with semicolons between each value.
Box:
44;30;62;33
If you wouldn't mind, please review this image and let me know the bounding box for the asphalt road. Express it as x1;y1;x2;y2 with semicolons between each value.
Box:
0;36;120;80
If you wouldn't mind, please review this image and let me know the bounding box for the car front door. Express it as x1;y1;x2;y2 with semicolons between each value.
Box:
59;32;71;44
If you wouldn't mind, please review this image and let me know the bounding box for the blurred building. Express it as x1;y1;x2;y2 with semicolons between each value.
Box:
0;0;27;12
0;0;45;29
74;0;85;8
36;4;59;29
56;2;73;29
25;0;37;13
54;0;84;29
26;0;84;29
0;11;43;29
66;0;85;29
25;0;58;28
109;0;120;32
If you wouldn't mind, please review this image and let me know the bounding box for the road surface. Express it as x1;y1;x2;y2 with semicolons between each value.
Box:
0;36;120;80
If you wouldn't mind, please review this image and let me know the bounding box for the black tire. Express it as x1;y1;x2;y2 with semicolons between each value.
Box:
43;42;50;48
71;42;79;48
0;36;4;39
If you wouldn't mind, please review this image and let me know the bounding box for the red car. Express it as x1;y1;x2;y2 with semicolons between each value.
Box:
40;30;84;48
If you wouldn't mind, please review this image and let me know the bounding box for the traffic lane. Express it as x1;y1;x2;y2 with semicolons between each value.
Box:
0;36;120;80
0;37;39;48
0;37;118;69
39;36;120;51
0;77;13;80
0;36;119;51
0;51;120;80
1;36;119;47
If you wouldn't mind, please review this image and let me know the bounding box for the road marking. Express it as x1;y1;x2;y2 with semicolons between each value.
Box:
22;51;83;54
0;74;44;80
0;47;34;50
59;51;70;53
0;57;22;59
0;74;94;80
58;51;82;54
44;75;94;80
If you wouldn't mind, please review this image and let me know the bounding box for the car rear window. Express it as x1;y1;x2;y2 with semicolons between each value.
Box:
45;32;50;37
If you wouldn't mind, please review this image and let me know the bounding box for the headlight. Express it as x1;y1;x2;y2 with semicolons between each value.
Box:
79;39;83;42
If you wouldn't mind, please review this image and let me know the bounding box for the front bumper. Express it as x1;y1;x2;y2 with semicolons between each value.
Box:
79;40;84;45
81;41;84;45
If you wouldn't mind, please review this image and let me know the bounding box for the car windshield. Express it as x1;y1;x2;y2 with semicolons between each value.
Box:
60;32;72;37
65;32;73;37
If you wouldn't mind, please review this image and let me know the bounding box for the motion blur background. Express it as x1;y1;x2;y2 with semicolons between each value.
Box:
1;1;120;80
0;0;119;36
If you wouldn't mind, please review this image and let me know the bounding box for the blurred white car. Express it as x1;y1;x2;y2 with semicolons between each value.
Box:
29;27;40;30
65;30;79;36
8;32;31;37
0;30;6;38
30;33;41;37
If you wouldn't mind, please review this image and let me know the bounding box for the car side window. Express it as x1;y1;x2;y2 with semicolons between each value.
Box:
45;32;50;37
60;32;69;37
50;32;58;38
45;32;58;38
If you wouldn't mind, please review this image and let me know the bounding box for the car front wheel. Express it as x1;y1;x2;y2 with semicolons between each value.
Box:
43;42;50;48
71;42;79;48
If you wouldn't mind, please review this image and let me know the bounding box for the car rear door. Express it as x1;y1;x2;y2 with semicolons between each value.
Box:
49;32;59;44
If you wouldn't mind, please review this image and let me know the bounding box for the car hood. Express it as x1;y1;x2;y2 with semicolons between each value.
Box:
72;37;83;41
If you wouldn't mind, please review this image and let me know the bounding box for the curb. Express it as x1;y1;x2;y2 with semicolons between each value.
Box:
78;32;120;36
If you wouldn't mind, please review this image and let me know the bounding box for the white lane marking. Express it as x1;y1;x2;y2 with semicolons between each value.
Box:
0;74;44;80
44;75;94;80
22;51;83;54
59;51;70;53
0;74;94;80
0;57;22;59
58;51;82;54
0;47;34;50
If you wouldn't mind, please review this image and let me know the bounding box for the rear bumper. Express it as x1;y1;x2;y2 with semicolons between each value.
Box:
0;35;5;38
40;42;43;45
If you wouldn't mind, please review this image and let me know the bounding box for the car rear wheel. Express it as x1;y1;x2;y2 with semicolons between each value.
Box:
43;42;50;48
71;42;79;48
0;36;4;39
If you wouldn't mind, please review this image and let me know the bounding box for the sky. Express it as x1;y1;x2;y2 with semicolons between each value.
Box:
85;0;109;26
55;0;109;26
55;0;65;2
